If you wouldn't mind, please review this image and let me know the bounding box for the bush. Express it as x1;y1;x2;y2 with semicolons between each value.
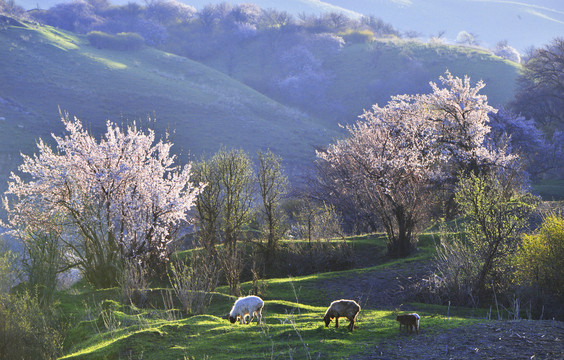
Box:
0;291;63;359
454;171;537;299
168;252;219;316
515;212;564;296
339;29;374;44
0;239;17;294
415;229;481;306
87;31;144;51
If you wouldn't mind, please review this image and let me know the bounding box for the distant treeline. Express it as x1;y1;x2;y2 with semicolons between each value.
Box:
23;0;399;47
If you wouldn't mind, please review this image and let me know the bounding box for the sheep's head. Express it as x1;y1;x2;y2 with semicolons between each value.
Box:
323;315;332;327
229;315;237;324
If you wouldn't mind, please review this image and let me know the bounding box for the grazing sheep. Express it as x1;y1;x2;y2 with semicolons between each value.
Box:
323;299;361;331
229;295;264;325
396;313;420;334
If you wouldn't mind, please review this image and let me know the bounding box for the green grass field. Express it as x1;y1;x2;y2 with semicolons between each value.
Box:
56;235;487;359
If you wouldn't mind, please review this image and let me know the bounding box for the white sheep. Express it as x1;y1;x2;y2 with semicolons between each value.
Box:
228;295;264;325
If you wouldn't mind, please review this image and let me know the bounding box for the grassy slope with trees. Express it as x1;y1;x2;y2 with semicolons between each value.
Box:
0;19;333;190
0;18;521;190
55;235;485;359
1;4;563;359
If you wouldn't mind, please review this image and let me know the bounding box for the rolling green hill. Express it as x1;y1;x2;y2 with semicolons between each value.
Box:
0;19;334;191
0;16;523;199
199;34;521;125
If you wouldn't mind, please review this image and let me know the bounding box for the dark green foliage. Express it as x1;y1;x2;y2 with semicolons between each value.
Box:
0;291;64;360
512;37;564;134
87;31;144;51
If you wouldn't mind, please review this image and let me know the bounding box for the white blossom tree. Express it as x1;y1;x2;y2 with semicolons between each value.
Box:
318;71;516;257
3;113;203;287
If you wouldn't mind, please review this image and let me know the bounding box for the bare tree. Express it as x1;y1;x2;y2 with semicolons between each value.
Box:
257;150;287;259
193;148;254;296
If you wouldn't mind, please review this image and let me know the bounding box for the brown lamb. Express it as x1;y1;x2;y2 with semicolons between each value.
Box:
323;299;361;331
396;313;420;334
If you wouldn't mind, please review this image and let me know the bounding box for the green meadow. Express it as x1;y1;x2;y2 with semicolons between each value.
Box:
56;235;486;360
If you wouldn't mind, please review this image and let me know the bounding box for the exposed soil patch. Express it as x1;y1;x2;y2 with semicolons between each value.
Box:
315;253;564;360
318;259;432;310
350;319;564;360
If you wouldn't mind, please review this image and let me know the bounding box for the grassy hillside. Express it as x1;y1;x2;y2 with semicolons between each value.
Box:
205;35;521;125
55;235;486;359
0;20;334;191
53;233;564;359
323;0;564;51
15;0;563;52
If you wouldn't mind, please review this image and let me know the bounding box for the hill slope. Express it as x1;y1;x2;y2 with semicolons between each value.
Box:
199;34;521;125
0;20;333;189
53;235;564;359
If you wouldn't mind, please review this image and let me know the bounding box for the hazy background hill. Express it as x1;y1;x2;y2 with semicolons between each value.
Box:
15;0;564;52
0;17;520;183
0;0;556;198
0;20;334;192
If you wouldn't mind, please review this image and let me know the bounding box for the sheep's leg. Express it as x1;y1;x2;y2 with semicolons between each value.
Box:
256;310;262;325
335;317;339;328
348;318;354;331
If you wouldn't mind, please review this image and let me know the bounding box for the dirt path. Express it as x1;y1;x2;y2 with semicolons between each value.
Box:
350;319;564;360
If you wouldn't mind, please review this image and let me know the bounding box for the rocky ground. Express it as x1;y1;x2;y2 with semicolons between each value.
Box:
352;319;564;360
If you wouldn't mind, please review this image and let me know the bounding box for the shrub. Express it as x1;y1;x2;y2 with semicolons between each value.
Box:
18;227;63;306
0;239;17;294
339;29;374;44
493;40;521;63
515;212;564;296
168;251;219;315
455;171;537;299
415;229;481;306
87;31;144;50
0;291;63;359
268;239;354;277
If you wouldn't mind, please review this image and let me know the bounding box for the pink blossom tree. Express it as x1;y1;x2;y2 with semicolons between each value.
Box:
3;113;203;287
318;71;516;257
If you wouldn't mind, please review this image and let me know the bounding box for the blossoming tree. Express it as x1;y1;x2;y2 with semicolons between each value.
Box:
318;71;516;257
3;113;203;287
